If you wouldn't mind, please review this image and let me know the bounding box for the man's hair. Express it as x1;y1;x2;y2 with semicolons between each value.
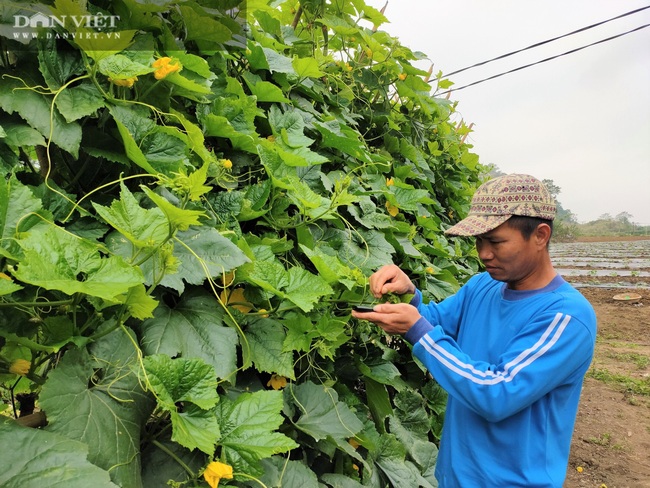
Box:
506;215;554;243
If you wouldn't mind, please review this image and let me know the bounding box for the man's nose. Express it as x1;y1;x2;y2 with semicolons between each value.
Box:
477;243;493;261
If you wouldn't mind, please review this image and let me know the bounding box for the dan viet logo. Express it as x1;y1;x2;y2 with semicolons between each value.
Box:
12;11;122;40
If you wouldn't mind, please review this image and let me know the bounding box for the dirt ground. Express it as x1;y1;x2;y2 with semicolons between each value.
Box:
564;287;650;488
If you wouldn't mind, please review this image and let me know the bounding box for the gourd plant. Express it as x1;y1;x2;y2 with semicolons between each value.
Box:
0;0;484;486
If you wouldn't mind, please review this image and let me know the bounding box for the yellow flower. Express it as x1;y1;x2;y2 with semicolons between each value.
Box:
365;49;373;58
386;177;394;186
267;374;288;390
576;466;583;473
425;267;434;274
398;73;407;81
348;438;360;449
222;159;233;169
385;201;399;217
109;76;138;88
152;57;181;80
203;461;233;488
9;359;31;376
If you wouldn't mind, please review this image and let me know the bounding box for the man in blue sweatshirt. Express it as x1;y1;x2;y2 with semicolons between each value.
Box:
352;174;597;487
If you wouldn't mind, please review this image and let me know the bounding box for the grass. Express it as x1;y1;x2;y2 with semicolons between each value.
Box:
588;367;650;396
604;351;650;369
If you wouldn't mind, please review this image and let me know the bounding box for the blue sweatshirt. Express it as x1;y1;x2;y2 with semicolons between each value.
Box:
404;273;597;487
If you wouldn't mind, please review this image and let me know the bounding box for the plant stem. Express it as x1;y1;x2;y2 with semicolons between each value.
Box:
0;299;74;308
151;440;195;478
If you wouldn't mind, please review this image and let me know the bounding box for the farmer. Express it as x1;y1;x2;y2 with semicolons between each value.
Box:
352;173;596;487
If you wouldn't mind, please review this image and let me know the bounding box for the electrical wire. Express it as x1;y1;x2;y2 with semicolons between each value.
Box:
441;5;650;78
436;23;650;96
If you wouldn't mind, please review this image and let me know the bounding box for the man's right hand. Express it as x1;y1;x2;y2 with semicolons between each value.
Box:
369;264;416;299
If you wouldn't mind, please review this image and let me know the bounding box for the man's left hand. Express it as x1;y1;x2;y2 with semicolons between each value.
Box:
351;303;421;335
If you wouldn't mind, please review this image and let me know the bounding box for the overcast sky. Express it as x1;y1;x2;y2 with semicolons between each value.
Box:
365;0;650;224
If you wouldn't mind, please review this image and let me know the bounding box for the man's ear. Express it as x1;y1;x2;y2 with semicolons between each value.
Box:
535;223;552;248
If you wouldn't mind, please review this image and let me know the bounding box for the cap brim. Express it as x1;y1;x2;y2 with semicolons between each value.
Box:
444;214;512;236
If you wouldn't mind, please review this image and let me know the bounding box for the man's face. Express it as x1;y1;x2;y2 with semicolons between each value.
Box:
475;222;542;289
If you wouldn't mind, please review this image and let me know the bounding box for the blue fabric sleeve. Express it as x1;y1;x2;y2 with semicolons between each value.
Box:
412;307;596;422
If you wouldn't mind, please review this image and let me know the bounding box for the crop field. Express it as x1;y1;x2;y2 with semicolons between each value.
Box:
551;239;650;289
557;238;650;487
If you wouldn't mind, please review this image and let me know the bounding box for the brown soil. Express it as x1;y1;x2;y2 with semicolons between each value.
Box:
564;287;650;488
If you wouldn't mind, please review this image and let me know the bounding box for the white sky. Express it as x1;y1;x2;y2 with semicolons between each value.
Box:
365;0;650;224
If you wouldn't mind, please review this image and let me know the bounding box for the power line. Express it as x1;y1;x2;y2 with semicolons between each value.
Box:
436;23;650;96
441;5;650;78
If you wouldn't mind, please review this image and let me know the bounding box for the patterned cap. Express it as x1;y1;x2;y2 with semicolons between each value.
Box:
445;174;556;236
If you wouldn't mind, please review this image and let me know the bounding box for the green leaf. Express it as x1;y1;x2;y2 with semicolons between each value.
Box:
0;176;45;257
39;327;153;488
313;120;371;163
98;53;155;79
321;474;365;488
178;5;232;44
0;419;119;488
245;316;295;379
121;284;158;319
164;71;212;94
139;289;239;379
107;104;158;173
93;182;169;248
74;30;138;62
284;266;334;312
217;390;298;475
0;71;82;157
242;260;333;313
242;73;289;103
200;113;258;153
142;186;204;231
285;381;363;441
172;227;250;286
14;226;143;301
256;457;319;488
143;354;221;454
170;404;220;455
267;50;298;75
292;57;323;78
143;354;219;411
281;311;319;354
1;122;45;147
0;276;22;295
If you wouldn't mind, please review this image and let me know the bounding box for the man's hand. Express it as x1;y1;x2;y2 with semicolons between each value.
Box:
369;264;416;299
351;303;421;335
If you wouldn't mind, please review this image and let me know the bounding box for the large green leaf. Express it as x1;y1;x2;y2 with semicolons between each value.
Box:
216;390;298;475
172;227;250;286
14;226;143;301
284;381;363;441
242;260;333;312
139;288;238;379
39;326;153;488
0;70;82;157
93;182;169;248
54;82;106;123
254;457;319;488
0;176;45;257
143;354;221;454
244;316;294;379
0;419;119;488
